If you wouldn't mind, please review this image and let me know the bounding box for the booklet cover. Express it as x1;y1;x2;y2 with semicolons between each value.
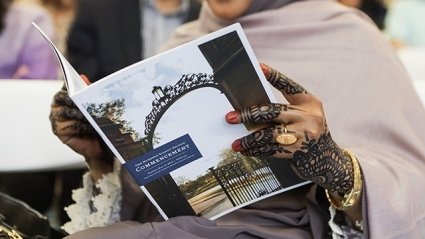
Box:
34;23;308;220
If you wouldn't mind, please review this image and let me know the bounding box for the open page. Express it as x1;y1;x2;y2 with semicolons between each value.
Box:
35;23;308;220
32;22;87;95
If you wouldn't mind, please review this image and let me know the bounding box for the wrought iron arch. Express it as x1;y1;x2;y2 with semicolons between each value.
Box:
143;72;223;149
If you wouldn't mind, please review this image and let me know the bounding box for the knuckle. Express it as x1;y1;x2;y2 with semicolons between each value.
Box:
315;100;324;110
241;103;282;124
306;128;321;139
309;110;325;126
305;113;326;138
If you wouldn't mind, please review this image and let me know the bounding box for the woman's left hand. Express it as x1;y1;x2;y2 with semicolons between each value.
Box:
226;63;354;196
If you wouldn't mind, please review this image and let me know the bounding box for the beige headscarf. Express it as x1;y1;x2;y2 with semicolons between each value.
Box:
242;0;299;16
161;0;302;50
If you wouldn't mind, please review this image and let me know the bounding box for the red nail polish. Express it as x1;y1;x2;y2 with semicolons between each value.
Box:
232;139;243;151
225;111;239;123
260;63;270;78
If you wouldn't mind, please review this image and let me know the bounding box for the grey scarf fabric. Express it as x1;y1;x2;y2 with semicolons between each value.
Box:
242;0;299;16
161;0;303;50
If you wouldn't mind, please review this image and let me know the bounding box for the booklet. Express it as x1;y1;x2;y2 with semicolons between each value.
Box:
34;22;308;220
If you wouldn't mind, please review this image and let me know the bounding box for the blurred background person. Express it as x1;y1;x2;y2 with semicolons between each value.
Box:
384;0;425;48
0;0;59;226
67;0;202;82
0;0;58;79
40;0;76;53
0;0;72;230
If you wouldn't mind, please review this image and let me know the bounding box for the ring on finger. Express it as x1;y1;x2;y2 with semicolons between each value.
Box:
275;126;297;146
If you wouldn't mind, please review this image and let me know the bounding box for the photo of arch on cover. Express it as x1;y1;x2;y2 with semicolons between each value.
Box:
34;22;309;220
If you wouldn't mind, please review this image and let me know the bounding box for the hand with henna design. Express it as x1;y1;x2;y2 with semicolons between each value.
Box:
50;76;114;181
226;63;362;221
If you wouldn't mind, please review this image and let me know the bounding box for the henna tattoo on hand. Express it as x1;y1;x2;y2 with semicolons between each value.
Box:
52;90;76;107
267;67;308;95
240;125;292;157
49;115;58;135
245;144;284;157
240;103;302;124
71;121;95;136
291;130;354;195
241;126;274;149
240;103;285;123
244;65;353;195
50;90;95;136
60;107;86;120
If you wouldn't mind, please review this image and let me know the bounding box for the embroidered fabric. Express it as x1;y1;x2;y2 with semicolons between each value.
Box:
328;206;364;239
61;160;122;234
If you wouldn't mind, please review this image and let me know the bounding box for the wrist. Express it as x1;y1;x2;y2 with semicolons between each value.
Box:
86;156;114;182
89;163;113;182
326;149;363;211
86;144;115;182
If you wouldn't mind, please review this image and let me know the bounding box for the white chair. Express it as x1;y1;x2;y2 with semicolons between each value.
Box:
0;80;84;172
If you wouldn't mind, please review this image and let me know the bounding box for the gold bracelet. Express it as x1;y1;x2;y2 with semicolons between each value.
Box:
325;149;363;211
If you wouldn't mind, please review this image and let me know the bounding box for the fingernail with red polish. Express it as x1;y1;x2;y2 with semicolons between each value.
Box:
225;111;239;124
260;63;270;78
231;139;243;151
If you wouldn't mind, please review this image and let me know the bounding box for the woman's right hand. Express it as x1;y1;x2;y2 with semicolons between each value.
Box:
50;84;113;181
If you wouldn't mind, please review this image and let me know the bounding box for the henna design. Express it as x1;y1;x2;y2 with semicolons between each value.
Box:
49;114;58;134
267;67;307;95
290;130;354;195
240;103;300;124
50;107;93;135
238;124;353;195
245;143;291;157
58;107;86;121
240;125;292;157
237;65;352;194
50;89;95;136
240;103;283;123
241;127;275;149
59;120;93;136
52;90;76;107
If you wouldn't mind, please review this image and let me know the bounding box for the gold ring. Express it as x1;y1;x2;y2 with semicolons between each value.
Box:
276;127;297;146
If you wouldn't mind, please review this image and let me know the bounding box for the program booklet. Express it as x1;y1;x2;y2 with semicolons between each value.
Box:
34;22;308;220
